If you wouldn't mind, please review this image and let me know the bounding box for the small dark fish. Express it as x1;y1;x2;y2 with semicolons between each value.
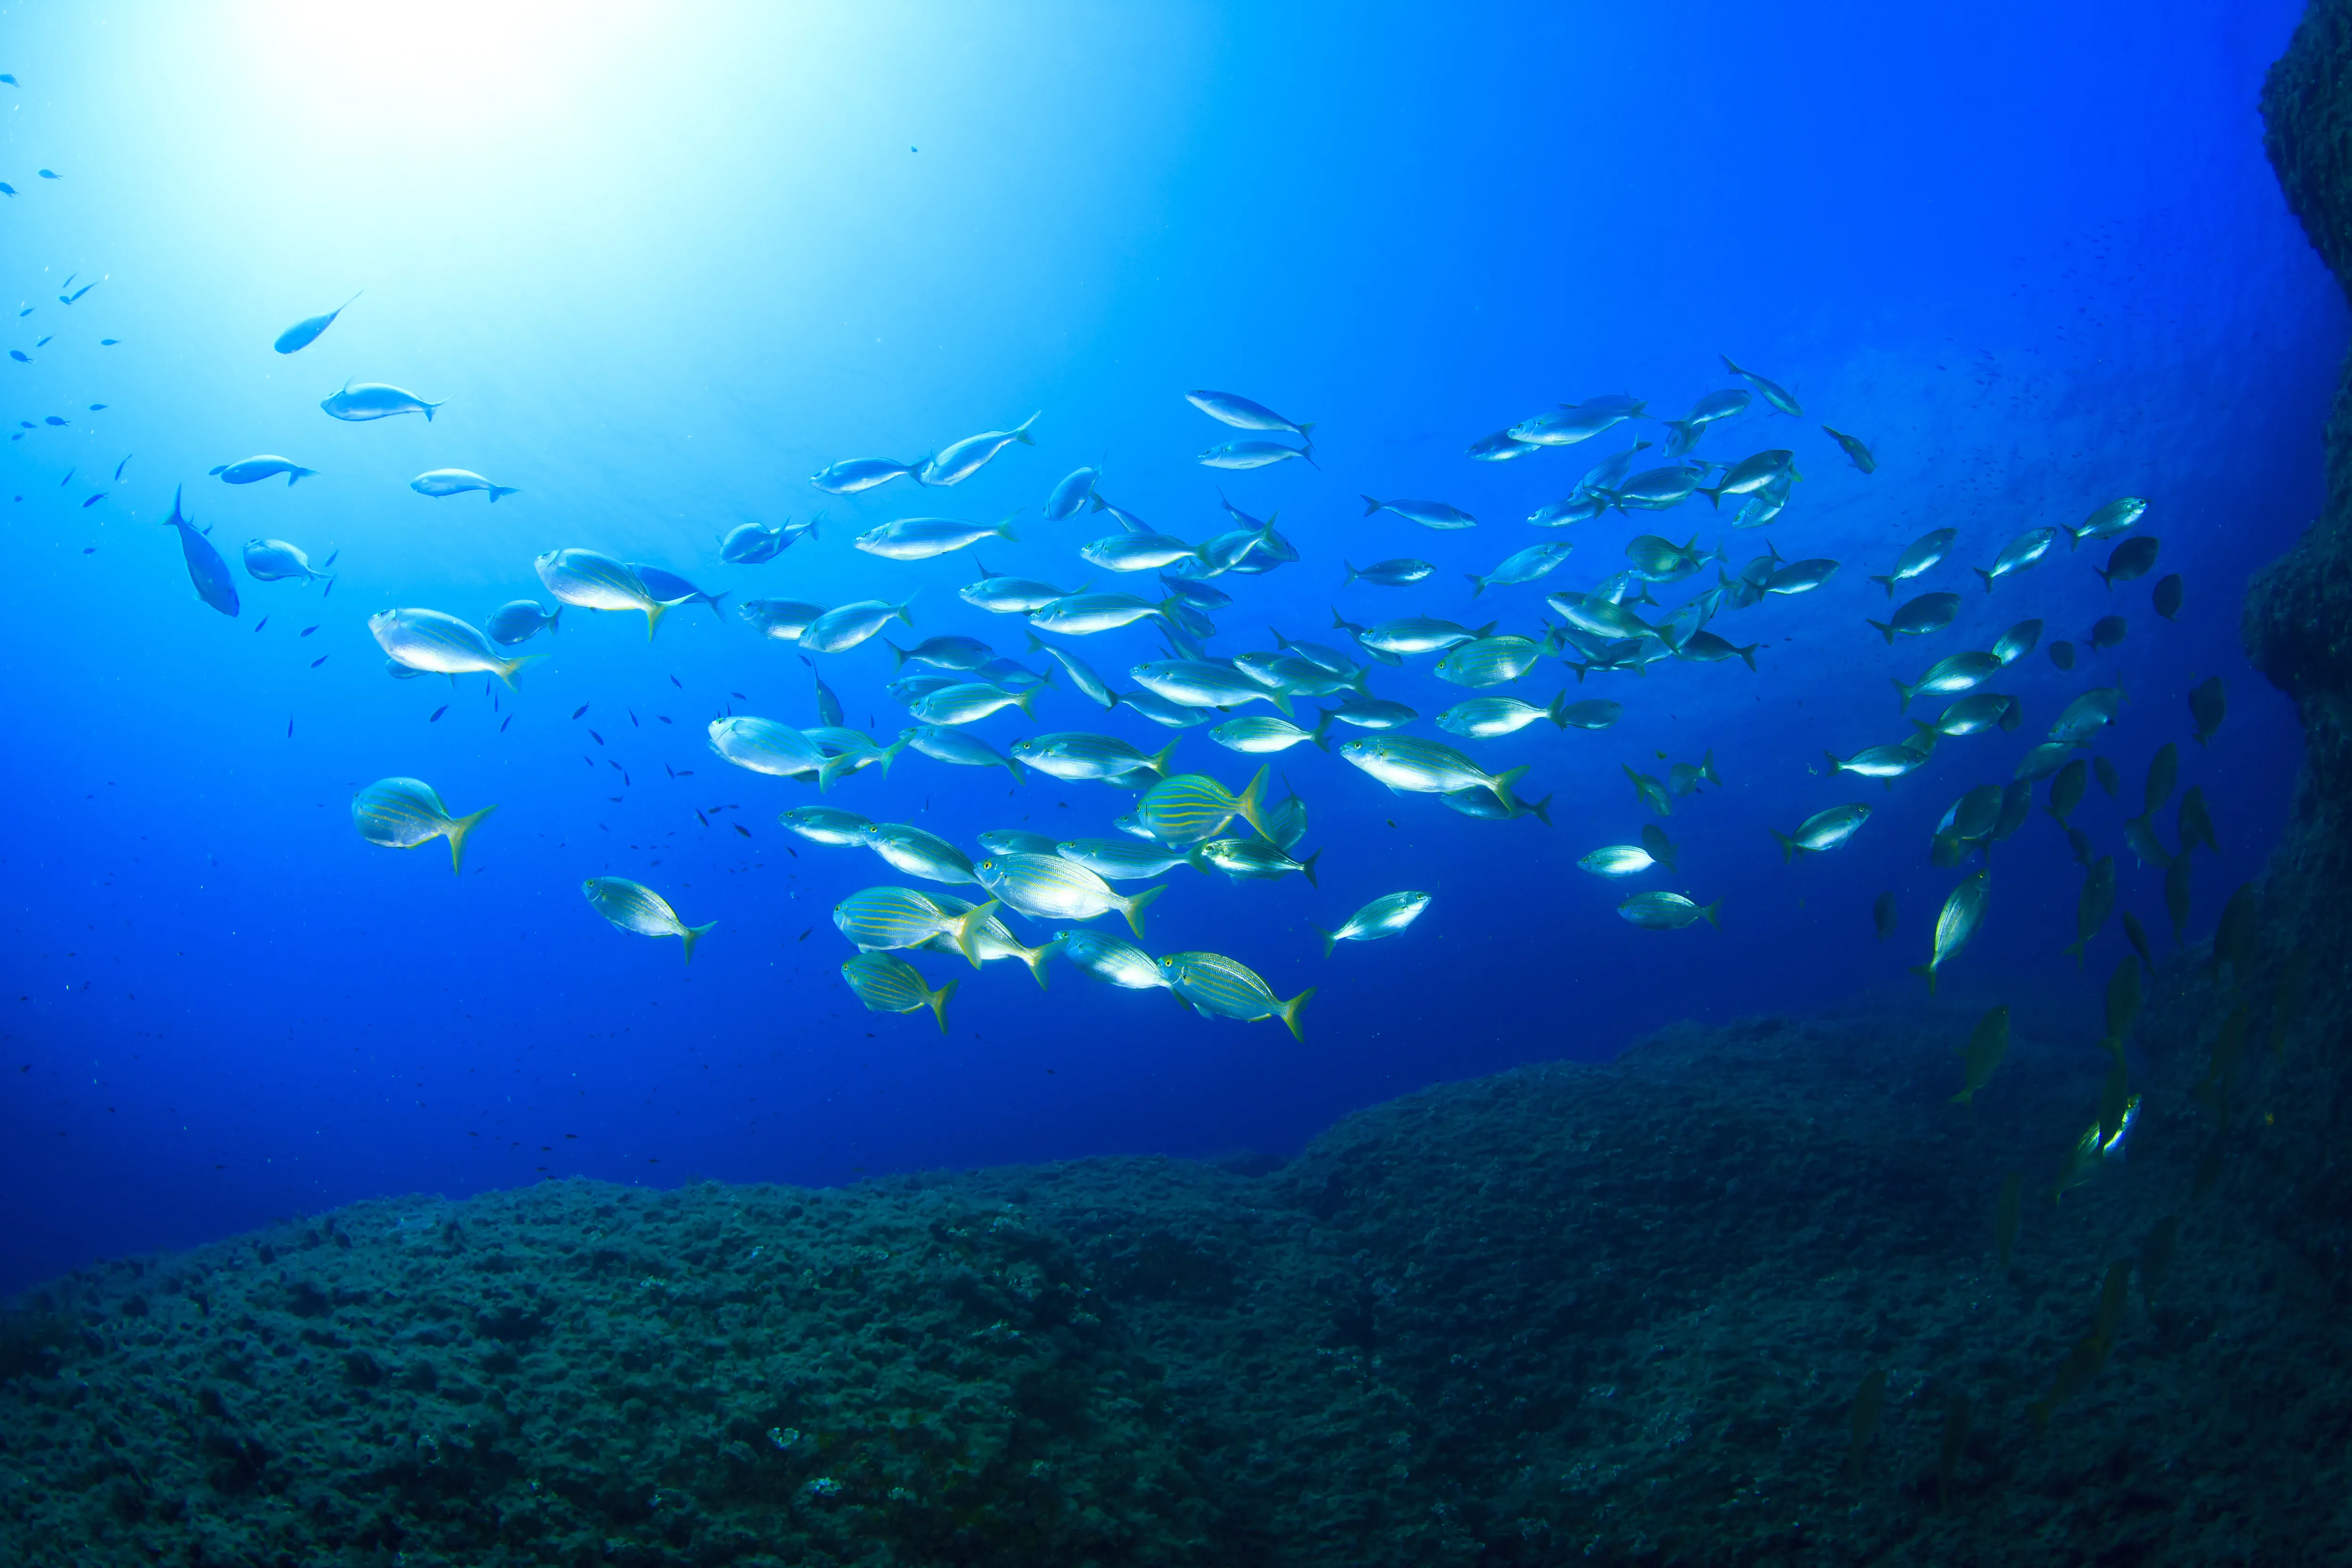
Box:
500;716;513;732
63;285;93;304
2122;910;2153;971
697;811;709;826
2093;756;2120;798
671;675;683;688
2190;676;2226;745
629;710;640;727
113;456;129;481
161;486;239;616
35;335;50;346
2153;573;2184;621
2088;615;2126;650
87;402;104;410
429;705;448;722
274;293;360;355
8;351;27;363
2097;534;2160;589
37;168;57;179
80;493;100;507
307;654;326;667
286;719;294;737
734;823;752;838
101;338;118;345
1872;890;1897;941
43;414;65;426
300;624;318;637
588;729;605;746
255;617;268;632
573;704;589;719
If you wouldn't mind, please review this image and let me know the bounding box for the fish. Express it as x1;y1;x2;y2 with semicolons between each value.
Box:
1157;951;1314;1039
1123;689;1216;729
2065;856;2116;966
534;549;672;637
1555;698;1623;730
882;635;993;673
2189;676;2226;745
1940;783;2004;844
487;600;563;646
1013;732;1178;784
856;514;1020;561
1617;891;1720;931
718;517;808;565
901;725;1026;780
1055;838;1192;880
2143;742;2179;816
1361;495;1475;530
1212;715;1323;753
1049;929;1168;988
584;876;715;963
842;953;957;1032
1912;868;1990;994
240;538;334;584
2094;756;2121;798
370;608;533;686
1466;541;1575;596
1136;767;1276;844
802;598;917;654
1185;390;1311;438
2121;815;2173;870
810;457;922;495
1528;492;1611;528
2096;534;2160;589
350;778;496;874
1771;803;1872;861
2049;679;2125;746
411;468;520;501
833;886;997;964
1607;463;1710;511
974;853;1164;936
1317;696;1418;734
1951;1005;2010;1105
1029;592;1170;636
210;455;316;486
2086;614;2127;651
978;828;1062;856
1200;438;1313;470
1720;354;1802;415
1437;695;1562;739
1924;692;2018;737
2123;909;2156;971
2048;640;2078;670
1894;651;2002;711
1991;619;2042;665
2153;573;2184;621
1667;752;1722;796
1081;531;1209;573
1133;660;1291;714
2178;785;2218;854
1624;533;1713;583
1698;448;1797;506
1344;737;1527;810
1190;836;1320;886
859;822;977;885
1826;741;1929;783
160;488;240;616
1822;426;1876;473
1873;891;1898;941
2067;496;2147;549
2048;759;2088;823
1509;402;1638;447
273;294;359;354
319;380;443;422
739;598;828;643
628;566;728;622
1316;891;1431;955
1466;429;1542;461
707;716;827;781
778;806;874;845
919;414;1039;487
1577;845;1658;878
1973;527;2057;590
1433;635;1541;688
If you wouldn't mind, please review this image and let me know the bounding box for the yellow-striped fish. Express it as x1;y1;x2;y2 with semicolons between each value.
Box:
535;548;670;638
1912;868;1989;995
1157;951;1314;1040
351;778;496;875
832;886;998;965
842;953;957;1032
583;876;715;963
368;607;537;687
1135;766;1276;845
920;893;1051;986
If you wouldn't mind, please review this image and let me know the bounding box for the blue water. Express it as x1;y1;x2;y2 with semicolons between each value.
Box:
0;2;2337;1294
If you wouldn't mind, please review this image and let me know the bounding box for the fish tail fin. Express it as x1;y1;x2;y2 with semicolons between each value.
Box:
208;465;226;476
703;590;729;622
1526;793;1554;827
1014;412;1040;444
1003;757;1027;785
679;919;717;965
547;604;562;636
1892;677;1913;711
445;804;498;875
896;598;916;628
1567;661;1588;683
1473;621;1499;638
1360;494;1382;516
1974;566;1995;592
1298;849;1322;889
1329;605;1350;629
1025;630;1051;655
1868;573;1893;596
1233;764;1278;843
1738;643;1760;671
1547;691;1569;728
1911;962;1938;995
643;598;670;640
1122;883;1169;939
878;736;910;773
489;485;520;501
951;901;1000;968
1492;764;1530;814
817;753;860;792
1019;941;1050;989
423;401;443;422
1867;619;1895;644
1697;485;1722;508
1310;709;1335;752
494;653;542;690
1702;749;1721;786
1823;750;1844;776
1269;689;1293;718
995;516;1021;542
1277;987;1316;1042
1466;573;1485;598
1700;899;1722;929
1015;685;1043;719
1316;925;1338;959
2064;526;2083;551
928;977;959;1033
1150;739;1181;774
288;468;315;485
1771;829;1797;865
1342;560;1360;586
2095;566;2114;590
2063;937;2085;967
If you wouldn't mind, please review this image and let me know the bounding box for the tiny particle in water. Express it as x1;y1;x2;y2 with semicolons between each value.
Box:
429;705;447;722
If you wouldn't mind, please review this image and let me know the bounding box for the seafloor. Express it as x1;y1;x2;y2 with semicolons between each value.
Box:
12;3;2352;1563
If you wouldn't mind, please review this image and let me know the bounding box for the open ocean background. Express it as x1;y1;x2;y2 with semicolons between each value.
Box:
0;0;2339;1294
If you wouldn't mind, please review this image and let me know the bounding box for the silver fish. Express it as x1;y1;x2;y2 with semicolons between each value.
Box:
584;877;715;963
319;380;442;422
855;515;1018;561
211;454;315;486
370;607;533;686
411;468;518;501
920;414;1038;486
1361;495;1475;530
241;537;333;584
351;778;495;875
